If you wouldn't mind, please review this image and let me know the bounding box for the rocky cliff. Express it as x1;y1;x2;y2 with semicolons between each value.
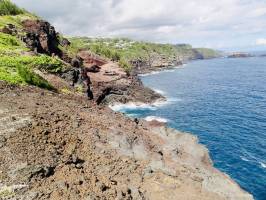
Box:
0;81;253;200
68;37;221;75
0;1;253;199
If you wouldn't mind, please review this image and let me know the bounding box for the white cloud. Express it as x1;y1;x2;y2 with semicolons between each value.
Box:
256;38;266;45
12;0;266;50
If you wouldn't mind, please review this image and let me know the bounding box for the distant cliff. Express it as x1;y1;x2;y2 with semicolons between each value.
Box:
68;37;221;74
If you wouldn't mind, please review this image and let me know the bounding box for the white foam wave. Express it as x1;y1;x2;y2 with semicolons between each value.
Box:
138;71;161;77
109;102;157;112
152;88;166;95
161;69;175;73
152;97;181;107
109;96;181;112
260;162;266;169
144;116;168;123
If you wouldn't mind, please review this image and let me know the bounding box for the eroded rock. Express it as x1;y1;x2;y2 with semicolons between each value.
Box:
22;19;62;56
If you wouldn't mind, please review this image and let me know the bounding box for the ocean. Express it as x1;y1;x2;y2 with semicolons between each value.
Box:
111;57;266;200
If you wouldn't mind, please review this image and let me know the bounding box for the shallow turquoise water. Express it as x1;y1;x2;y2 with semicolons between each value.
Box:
115;57;266;200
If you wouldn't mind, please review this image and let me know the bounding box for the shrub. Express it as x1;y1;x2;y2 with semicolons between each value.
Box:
0;0;24;16
0;55;63;90
0;65;23;84
118;59;131;74
0;32;27;55
17;65;55;90
0;32;20;46
30;55;64;73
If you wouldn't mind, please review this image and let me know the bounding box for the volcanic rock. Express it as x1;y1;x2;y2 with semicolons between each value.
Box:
22;19;62;56
0;24;17;35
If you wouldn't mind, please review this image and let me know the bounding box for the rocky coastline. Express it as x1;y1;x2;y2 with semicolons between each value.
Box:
0;81;253;200
0;8;253;199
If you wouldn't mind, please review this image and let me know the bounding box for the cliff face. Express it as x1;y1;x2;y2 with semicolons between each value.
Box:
68;37;221;75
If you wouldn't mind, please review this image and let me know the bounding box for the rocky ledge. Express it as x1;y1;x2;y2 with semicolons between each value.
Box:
0;81;253;200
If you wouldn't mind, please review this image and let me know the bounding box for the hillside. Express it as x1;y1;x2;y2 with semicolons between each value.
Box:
0;1;252;200
68;37;221;73
0;1;66;90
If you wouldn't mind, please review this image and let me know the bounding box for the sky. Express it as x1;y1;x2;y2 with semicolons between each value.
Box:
13;0;266;51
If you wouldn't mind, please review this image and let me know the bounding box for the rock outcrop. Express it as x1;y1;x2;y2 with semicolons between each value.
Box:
0;24;17;35
22;19;62;57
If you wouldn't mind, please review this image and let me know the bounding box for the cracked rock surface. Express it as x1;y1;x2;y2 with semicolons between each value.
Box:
0;81;253;200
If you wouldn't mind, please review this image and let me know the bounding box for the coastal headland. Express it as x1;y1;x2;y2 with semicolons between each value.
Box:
0;1;253;199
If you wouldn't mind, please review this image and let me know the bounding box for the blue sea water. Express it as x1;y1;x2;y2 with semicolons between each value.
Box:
115;57;266;200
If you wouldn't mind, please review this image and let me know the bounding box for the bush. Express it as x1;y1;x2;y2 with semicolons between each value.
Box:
0;32;19;46
0;65;22;83
119;59;131;74
0;55;63;89
0;0;24;16
17;65;54;90
30;55;64;73
0;32;27;55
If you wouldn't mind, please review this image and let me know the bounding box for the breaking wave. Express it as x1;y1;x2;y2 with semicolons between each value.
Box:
138;71;161;77
109;102;157;112
144;116;168;123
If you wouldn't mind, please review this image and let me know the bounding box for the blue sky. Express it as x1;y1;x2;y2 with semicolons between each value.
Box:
13;0;266;51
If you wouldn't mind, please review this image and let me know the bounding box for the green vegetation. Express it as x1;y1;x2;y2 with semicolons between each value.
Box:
195;48;220;59
0;32;63;90
0;0;25;16
0;13;37;29
0;54;63;90
68;37;220;71
0;1;220;89
0;0;37;29
17;65;54;90
0;32;27;55
0;2;63;90
61;88;72;94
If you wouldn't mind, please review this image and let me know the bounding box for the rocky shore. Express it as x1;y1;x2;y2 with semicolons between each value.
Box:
0;5;253;199
0;81;253;200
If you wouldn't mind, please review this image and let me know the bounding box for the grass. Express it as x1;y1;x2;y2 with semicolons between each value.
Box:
17;65;54;90
0;55;59;90
0;0;25;16
0;0;37;30
0;32;27;55
0;2;63;91
0;12;38;30
0;54;64;89
0;32;64;90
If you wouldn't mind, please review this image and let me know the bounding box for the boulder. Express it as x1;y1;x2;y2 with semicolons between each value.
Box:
61;38;71;47
0;24;17;35
87;65;100;73
71;56;83;68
